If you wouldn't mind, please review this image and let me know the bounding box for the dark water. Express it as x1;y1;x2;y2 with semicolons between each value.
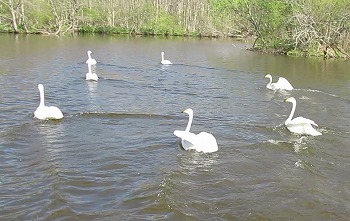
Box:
0;34;349;220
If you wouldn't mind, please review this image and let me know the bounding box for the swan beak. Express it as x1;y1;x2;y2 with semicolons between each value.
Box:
284;98;289;102
181;109;188;114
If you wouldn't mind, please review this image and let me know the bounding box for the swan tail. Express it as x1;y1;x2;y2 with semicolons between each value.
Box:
304;124;322;136
310;130;322;136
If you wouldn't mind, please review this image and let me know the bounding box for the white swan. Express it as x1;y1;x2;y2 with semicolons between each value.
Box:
34;84;63;120
284;97;321;136
265;74;293;90
160;51;172;65
85;51;98;81
86;50;97;66
173;108;218;153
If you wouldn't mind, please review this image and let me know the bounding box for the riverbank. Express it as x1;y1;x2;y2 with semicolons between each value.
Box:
1;28;349;60
1;0;349;60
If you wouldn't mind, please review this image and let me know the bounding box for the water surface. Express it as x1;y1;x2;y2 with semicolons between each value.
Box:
0;34;350;220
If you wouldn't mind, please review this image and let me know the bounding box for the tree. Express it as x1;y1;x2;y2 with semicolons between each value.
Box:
291;0;350;58
0;0;24;32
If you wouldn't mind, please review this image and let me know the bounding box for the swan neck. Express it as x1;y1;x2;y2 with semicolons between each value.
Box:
268;76;272;84
161;53;164;62
287;100;296;123
267;76;272;86
39;88;45;107
87;64;92;73
185;112;193;132
88;53;92;59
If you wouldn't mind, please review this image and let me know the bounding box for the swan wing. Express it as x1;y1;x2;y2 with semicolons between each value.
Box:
86;58;97;65
286;120;322;136
290;117;318;127
174;130;218;153
34;106;63;120
34;107;46;120
174;130;196;150
47;106;63;119
275;77;293;90
161;60;172;65
266;84;273;90
196;132;219;153
286;116;321;136
86;73;99;81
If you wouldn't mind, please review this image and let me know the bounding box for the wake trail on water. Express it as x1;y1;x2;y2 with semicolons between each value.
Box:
294;88;349;101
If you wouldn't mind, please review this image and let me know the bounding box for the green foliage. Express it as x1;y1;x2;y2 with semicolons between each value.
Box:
79;25;129;34
0;23;12;32
79;25;95;33
82;8;107;25
208;0;236;32
234;0;295;53
141;8;185;36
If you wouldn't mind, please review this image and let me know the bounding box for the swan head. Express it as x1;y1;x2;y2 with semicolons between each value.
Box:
161;52;165;56
87;50;92;55
264;74;272;79
284;97;296;103
182;108;193;116
38;84;44;91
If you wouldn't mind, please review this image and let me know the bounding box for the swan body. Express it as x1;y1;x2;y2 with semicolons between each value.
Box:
284;97;321;136
161;52;172;65
85;50;98;81
265;74;293;90
173;108;218;153
86;72;98;81
34;84;63;120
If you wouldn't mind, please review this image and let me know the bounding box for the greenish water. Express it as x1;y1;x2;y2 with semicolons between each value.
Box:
0;34;349;220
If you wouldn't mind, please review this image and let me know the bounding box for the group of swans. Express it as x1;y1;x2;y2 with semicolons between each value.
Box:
265;74;322;136
85;50;171;80
34;50;170;120
32;52;321;154
34;50;98;120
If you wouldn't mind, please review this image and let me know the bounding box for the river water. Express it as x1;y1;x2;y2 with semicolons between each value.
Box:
0;34;349;220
